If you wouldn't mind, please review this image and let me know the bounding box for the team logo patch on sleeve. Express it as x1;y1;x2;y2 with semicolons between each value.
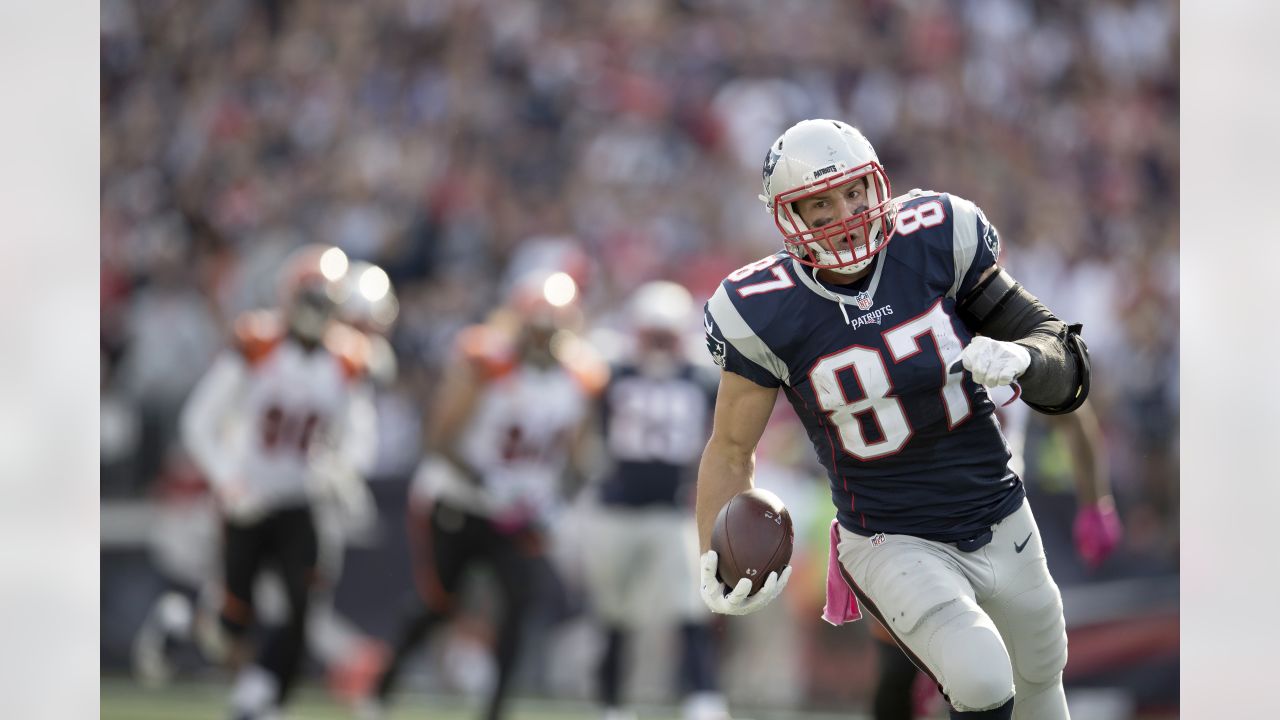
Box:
704;310;727;368
977;207;1001;257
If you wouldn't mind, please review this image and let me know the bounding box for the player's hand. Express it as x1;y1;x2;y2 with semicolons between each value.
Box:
1074;500;1123;570
216;479;266;523
699;550;791;616
958;336;1031;388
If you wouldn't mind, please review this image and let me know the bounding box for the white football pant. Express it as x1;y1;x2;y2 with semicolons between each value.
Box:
837;499;1069;719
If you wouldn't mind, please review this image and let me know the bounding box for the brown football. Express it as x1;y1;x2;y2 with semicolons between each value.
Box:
710;487;794;596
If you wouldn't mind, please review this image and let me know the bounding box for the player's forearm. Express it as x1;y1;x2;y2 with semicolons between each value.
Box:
695;437;755;553
1060;404;1111;507
428;436;485;486
179;354;244;488
959;268;1089;413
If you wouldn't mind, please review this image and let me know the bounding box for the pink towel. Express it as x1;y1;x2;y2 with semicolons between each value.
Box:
822;519;862;626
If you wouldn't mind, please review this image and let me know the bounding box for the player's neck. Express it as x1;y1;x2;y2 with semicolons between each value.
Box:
816;265;872;285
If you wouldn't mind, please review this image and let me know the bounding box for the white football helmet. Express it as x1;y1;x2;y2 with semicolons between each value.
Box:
628;280;694;374
760;119;895;274
628;280;694;335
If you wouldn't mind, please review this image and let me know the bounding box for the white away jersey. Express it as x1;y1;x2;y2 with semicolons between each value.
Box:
181;312;376;519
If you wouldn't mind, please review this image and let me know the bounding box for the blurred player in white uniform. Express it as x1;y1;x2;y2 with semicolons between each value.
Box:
362;270;605;720
180;245;378;720
132;258;400;704
581;281;729;720
869;395;1122;720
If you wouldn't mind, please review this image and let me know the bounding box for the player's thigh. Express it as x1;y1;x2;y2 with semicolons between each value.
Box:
414;501;481;597
267;507;320;609
581;509;648;623
979;504;1067;685
838;528;1013;711
647;511;706;621
222;518;267;599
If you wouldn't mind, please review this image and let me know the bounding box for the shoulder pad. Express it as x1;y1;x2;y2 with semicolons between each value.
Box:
894;188;943;204
233;310;284;366
455;324;517;379
323;322;373;380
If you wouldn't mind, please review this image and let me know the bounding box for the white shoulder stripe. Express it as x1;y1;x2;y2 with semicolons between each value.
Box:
707;284;791;386
948;195;981;299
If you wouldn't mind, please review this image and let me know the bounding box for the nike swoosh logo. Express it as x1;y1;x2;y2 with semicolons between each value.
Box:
1014;532;1033;554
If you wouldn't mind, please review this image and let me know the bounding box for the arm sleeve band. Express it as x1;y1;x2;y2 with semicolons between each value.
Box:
957;267;1091;414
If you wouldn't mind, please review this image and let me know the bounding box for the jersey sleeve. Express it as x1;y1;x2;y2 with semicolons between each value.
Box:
559;335;610;397
324;322;374;381
179;351;249;491
454;324;516;379
946;194;1003;300
703;286;787;389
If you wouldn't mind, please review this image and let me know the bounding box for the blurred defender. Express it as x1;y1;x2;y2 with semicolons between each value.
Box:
133;258;398;702
362;271;605;720
582;281;729;720
180;245;378;720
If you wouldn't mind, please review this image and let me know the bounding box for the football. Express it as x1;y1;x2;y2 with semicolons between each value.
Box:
710;487;794;596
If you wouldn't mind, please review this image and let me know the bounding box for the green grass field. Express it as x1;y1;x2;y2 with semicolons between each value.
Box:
100;678;867;720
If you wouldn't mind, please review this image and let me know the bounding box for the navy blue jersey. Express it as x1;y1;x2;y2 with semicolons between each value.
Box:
703;191;1022;542
598;362;718;508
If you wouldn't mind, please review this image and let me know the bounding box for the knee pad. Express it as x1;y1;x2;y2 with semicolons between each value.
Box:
939;623;1015;712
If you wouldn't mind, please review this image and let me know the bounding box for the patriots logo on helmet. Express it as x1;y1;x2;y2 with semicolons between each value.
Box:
854;291;873;311
762;145;781;183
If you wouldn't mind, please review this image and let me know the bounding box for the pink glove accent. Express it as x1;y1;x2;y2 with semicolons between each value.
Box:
1073;502;1123;570
822;519;862;626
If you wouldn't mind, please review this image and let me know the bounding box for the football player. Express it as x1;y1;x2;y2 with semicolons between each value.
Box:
180;244;377;720
697;119;1092;720
131;259;398;705
360;270;606;720
581;281;730;720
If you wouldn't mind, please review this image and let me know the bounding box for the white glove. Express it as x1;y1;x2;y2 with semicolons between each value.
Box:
958;336;1031;388
217;479;267;524
699;550;792;616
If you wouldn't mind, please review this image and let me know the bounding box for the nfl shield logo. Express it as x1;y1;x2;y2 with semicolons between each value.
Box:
854;292;874;311
870;533;887;547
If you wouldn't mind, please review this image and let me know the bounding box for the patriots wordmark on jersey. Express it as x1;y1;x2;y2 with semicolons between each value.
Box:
705;191;1022;542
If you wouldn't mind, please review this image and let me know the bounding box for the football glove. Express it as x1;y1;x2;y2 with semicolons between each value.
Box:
699;550;791;616
1073;501;1123;570
959;336;1031;388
